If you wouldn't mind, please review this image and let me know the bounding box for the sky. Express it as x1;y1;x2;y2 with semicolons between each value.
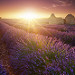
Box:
0;0;75;18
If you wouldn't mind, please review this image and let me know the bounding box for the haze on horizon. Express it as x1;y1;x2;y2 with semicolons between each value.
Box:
0;0;75;19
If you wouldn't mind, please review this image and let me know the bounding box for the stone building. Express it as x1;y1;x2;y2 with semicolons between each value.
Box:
65;14;75;24
56;18;64;24
49;13;64;25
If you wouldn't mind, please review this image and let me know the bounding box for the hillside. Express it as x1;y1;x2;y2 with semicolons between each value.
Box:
0;21;75;75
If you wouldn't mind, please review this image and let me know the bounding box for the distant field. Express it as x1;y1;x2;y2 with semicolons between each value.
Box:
0;19;75;75
1;19;75;46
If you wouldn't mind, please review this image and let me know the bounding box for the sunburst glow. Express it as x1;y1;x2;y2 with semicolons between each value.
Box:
25;11;38;20
25;12;37;19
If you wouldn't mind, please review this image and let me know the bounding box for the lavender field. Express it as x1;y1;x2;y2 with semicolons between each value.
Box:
2;19;75;46
0;20;75;75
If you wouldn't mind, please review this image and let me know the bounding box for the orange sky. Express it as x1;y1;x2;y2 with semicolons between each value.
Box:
0;0;75;19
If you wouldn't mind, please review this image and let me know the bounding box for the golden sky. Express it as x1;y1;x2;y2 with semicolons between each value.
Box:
0;0;75;18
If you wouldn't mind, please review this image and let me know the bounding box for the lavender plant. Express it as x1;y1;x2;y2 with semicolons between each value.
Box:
0;64;7;75
0;21;75;75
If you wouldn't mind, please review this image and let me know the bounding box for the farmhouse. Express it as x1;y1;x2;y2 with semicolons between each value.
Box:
49;13;64;25
65;14;75;24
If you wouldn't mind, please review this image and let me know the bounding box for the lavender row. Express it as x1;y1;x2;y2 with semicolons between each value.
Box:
2;19;75;46
0;22;75;75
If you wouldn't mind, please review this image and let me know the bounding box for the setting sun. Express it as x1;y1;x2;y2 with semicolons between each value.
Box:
25;12;37;20
0;0;75;74
17;10;39;20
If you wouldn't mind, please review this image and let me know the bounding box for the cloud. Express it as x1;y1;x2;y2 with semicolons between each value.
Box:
52;0;72;7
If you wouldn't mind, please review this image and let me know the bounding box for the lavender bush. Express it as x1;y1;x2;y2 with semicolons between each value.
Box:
0;21;75;75
2;19;75;46
0;64;8;75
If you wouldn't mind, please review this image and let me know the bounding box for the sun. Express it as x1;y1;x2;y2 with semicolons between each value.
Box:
25;11;37;20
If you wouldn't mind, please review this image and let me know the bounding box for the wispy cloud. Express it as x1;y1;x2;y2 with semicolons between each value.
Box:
52;0;72;7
